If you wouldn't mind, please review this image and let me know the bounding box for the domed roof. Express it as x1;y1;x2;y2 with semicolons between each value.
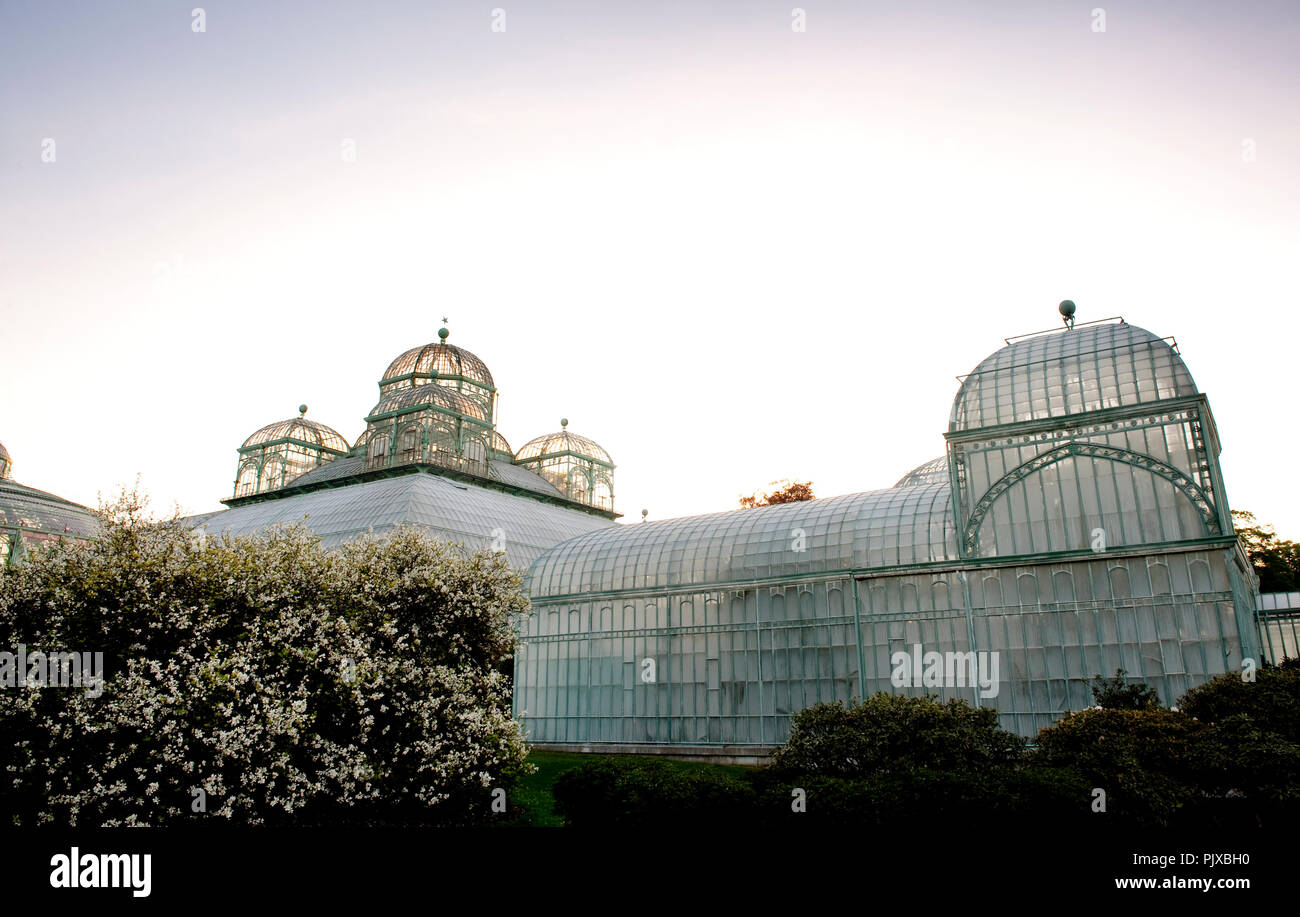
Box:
894;456;949;488
516;421;612;466
381;329;494;392
241;411;350;453
951;321;1198;432
367;384;489;423
0;440;10;479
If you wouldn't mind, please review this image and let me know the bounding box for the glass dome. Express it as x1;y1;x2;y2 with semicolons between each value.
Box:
515;420;614;509
367;384;489;423
380;328;493;392
950;320;1197;432
234;407;350;498
894;455;949;488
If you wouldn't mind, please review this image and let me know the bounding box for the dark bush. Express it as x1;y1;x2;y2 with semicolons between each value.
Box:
770;694;1025;779
552;757;755;827
1032;707;1202;826
1178;662;1300;743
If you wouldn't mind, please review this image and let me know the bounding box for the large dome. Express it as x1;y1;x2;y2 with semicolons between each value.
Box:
950;320;1197;432
380;328;494;395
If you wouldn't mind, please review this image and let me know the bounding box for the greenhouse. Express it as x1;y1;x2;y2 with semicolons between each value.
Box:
514;313;1262;753
0;439;98;566
192;325;620;570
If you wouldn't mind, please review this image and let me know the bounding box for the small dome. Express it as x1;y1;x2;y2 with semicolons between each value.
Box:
367;385;489;423
241;416;350;453
894;456;949;488
0;440;10;480
516;428;612;466
380;337;494;393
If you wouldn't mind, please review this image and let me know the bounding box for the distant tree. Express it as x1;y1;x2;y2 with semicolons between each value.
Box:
1233;510;1300;592
739;479;815;509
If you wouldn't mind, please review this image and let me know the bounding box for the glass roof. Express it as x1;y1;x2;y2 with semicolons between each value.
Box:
950;321;1198;432
893;456;949;488
195;471;614;570
0;479;98;539
381;341;494;392
367;384;489;422
528;483;956;597
490;430;513;455
516;429;612;465
241;416;350;453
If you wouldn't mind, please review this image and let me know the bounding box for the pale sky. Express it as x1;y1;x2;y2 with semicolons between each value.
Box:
2;1;1298;536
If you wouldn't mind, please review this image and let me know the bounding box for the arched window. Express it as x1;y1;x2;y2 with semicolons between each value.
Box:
593;477;613;510
398;425;423;464
235;463;259;497
463;436;487;473
367;434;390;470
259;458;286;493
568;467;591;504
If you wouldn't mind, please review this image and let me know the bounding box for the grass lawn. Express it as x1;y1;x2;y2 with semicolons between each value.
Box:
498;748;754;827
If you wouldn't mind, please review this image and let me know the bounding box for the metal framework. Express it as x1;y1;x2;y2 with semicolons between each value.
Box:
233;407;350;497
515;420;615;510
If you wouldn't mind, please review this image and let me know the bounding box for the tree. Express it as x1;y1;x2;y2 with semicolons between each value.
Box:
739;479;815;508
1232;510;1300;592
0;488;531;827
1090;669;1160;709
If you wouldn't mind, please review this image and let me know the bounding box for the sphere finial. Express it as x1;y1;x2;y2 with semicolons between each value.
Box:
560;417;569;429
1059;300;1076;329
438;326;449;342
641;509;648;522
298;404;308;416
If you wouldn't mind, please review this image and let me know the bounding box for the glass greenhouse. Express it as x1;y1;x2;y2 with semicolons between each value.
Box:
0;440;98;566
514;316;1263;752
195;326;621;570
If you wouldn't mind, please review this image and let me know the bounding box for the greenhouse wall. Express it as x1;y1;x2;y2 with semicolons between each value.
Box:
516;545;1254;746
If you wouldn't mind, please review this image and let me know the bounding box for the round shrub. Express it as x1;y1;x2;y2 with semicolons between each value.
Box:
770;694;1026;779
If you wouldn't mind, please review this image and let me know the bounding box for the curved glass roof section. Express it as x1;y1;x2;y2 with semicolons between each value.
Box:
529;484;955;598
195;472;613;571
894;456;949;488
367;385;488;422
0;441;10;479
490;430;513;455
381;342;494;392
0;478;98;539
241;417;350;453
950;321;1198;432
516;430;612;466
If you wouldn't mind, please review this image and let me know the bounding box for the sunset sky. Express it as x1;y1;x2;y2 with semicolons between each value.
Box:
2;0;1297;535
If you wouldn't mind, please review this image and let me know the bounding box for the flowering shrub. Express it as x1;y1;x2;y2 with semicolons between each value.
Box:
0;491;531;827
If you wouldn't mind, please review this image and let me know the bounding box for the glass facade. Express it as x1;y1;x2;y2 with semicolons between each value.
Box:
0;443;98;566
515;319;1262;748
